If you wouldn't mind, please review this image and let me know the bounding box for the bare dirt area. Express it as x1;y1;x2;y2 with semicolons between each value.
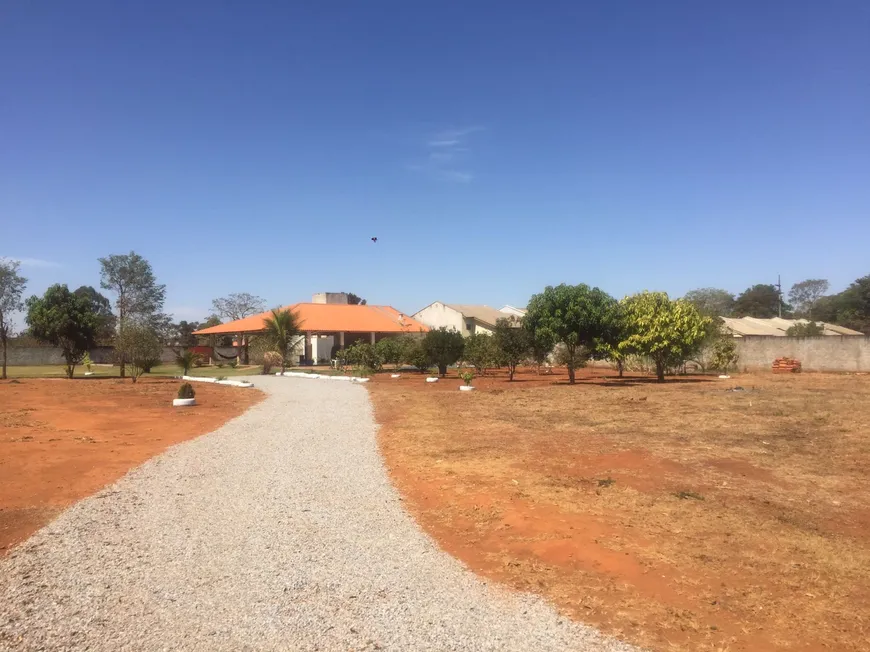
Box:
0;378;263;554
371;368;870;651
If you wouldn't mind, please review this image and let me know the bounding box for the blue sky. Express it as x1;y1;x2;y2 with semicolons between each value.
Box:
2;1;868;322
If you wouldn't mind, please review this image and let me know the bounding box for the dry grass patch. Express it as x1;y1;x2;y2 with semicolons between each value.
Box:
371;369;870;651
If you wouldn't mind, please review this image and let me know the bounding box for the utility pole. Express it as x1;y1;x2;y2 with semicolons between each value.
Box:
776;274;783;318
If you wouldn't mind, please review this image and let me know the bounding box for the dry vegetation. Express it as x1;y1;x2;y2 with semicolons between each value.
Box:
371;368;870;651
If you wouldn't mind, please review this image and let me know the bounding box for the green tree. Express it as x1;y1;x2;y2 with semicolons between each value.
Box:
25;284;99;379
173;320;201;347
345;293;367;305
99;252;166;377
421;327;465;376
524;284;618;384
682;288;736;317
262;308;303;373
115;323;163;383
711;335;739;374
527;328;554;374
619;292;712;382
785;321;825;337
493;319;532;381
375;336;403;369
343;342;382;372
594;302;628;377
73;286;116;345
0;259;28;380
399;337;430;372
788;279;830;319
463;333;497;376
211;292;265;321
734;284;787;318
836;275;870;334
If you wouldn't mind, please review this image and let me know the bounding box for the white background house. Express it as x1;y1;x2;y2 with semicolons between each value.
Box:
413;302;524;336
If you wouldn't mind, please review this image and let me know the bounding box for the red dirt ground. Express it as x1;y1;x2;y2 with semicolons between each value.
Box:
371;367;870;652
0;378;263;554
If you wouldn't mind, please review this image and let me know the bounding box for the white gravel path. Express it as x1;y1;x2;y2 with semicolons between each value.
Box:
0;377;638;652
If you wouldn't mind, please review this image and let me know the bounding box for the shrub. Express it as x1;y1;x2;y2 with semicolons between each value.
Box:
460;370;474;386
82;352;93;372
177;383;195;399
175;349;201;376
402;339;431;373
216;362;225;369
463;333;498;376
342;342;383;372
711;335;739;373
262;350;283;375
228;359;238;368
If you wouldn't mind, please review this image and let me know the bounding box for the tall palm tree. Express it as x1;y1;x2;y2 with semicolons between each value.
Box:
262;308;303;373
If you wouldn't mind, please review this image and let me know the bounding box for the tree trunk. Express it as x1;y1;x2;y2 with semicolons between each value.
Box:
617;359;624;378
120;357;126;378
1;334;7;380
438;363;447;377
508;363;515;381
568;364;576;384
655;359;665;382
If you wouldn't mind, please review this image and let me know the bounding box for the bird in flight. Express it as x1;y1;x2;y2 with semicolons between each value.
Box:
371;237;378;243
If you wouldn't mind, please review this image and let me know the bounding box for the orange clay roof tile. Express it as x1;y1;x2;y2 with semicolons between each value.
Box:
193;303;428;335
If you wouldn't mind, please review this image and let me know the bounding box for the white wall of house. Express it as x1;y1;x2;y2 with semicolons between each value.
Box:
471;321;494;336
310;335;335;363
500;305;526;318
413;302;467;335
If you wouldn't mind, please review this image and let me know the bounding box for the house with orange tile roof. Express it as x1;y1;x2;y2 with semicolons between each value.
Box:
193;293;427;365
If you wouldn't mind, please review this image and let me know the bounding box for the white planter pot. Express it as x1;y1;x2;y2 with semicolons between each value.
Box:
718;375;731;379
84;371;94;376
350;377;370;383
426;377;439;383
172;398;196;407
390;374;401;378
459;385;475;391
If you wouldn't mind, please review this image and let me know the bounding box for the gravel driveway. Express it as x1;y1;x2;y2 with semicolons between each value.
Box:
0;377;637;651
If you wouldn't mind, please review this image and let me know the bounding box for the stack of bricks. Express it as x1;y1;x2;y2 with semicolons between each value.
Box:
772;357;802;373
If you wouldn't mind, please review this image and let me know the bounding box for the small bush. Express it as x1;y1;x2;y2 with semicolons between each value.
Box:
177;383;196;399
460;370;474;386
175;349;202;376
140;357;160;373
216;362;225;369
228;359;238;369
262;351;283;374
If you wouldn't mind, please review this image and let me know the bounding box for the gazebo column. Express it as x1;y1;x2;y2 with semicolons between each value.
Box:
237;332;243;365
370;332;376;345
243;334;250;365
305;331;313;364
339;332;345;349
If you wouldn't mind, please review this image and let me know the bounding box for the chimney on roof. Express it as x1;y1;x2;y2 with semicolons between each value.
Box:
312;292;349;305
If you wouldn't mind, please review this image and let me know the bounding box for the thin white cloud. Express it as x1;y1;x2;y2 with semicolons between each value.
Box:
1;256;61;268
411;126;483;183
440;170;473;183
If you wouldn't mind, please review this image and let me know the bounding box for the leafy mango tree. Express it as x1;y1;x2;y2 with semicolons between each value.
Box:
493;318;532;381
618;291;711;382
421;327;465;377
25;284;100;379
525;284;619;384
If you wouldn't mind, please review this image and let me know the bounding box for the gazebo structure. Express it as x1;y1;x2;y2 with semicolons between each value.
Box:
193;299;428;365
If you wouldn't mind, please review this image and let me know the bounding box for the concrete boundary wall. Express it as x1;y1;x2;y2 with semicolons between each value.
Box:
734;336;870;372
6;346;241;367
